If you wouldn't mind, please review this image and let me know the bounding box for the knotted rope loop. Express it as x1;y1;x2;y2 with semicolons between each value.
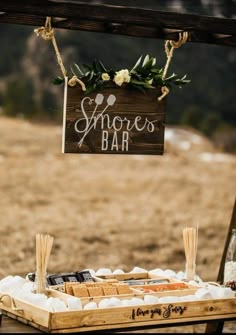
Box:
158;86;170;101
68;75;86;92
0;294;23;312
158;31;188;101
34;17;86;91
34;17;54;41
169;31;189;49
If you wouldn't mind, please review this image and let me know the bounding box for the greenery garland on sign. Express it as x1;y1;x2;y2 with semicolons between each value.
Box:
54;54;190;96
34;17;190;98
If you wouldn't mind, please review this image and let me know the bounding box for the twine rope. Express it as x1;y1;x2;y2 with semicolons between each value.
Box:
0;294;23;312
34;17;86;91
158;31;188;101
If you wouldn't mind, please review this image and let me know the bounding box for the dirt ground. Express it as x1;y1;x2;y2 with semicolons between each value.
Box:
0;116;235;333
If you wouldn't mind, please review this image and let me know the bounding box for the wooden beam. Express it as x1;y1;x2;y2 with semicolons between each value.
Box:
0;0;236;47
205;197;236;333
0;12;235;47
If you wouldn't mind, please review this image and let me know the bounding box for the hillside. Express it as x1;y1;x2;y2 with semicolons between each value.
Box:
0;115;235;276
0;116;235;332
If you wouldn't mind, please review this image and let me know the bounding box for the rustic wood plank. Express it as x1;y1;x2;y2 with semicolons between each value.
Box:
0;1;236;47
63;85;166;155
0;13;235;47
205;197;236;334
50;288;200;307
0;1;236;34
1;311;236;334
49;317;236;333
1;289;236;333
0;293;51;329
49;298;236;331
0;313;43;333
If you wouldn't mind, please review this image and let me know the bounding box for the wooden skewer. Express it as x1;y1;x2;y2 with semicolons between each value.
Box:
36;233;54;293
183;226;198;281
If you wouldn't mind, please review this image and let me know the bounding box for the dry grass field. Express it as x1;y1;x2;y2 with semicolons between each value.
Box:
0;115;235;333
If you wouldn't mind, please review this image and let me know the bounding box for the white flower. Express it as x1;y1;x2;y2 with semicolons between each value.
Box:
147;79;153;85
102;73;110;81
114;69;131;86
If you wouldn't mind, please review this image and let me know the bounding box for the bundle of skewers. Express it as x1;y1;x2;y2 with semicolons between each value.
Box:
183;226;198;281
35;233;54;293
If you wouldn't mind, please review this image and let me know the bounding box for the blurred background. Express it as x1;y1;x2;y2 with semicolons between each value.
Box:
0;1;236;332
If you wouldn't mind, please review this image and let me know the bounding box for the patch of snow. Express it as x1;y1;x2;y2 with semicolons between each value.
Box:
178;141;191;151
165;127;213;152
199;152;235;163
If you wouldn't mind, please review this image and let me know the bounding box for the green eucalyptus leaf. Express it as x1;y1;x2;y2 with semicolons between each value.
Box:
130;83;146;94
98;60;107;73
130;79;154;89
53;76;65;85
92;60;99;72
83;63;93;71
69;55;190;93
135;66;150;77
154;77;164;86
131;71;142;80
151;68;162;74
88;70;94;81
142;54;149;67
144;57;155;70
165;73;178;81
73;63;85;77
131;55;143;72
70;65;76;77
174;79;191;86
84;84;96;95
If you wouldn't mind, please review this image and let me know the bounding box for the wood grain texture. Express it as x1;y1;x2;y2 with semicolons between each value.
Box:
0;1;236;47
205;197;236;334
0;1;235;34
0;313;43;333
43;298;236;331
63;85;166;155
1;290;236;333
0;293;50;329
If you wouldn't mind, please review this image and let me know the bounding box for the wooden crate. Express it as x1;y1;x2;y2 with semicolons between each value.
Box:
1;287;236;333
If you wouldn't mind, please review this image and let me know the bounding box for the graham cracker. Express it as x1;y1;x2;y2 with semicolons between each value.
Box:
72;284;89;297
88;286;103;297
102;286;118;296
116;284;132;295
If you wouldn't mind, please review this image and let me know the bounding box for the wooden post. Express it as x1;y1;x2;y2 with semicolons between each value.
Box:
205;197;236;333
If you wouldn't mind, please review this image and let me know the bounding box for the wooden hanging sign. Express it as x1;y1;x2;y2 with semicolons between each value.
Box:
62;79;166;155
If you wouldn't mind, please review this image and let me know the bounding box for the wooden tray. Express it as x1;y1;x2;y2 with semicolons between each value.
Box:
1;287;236;333
50;273;198;297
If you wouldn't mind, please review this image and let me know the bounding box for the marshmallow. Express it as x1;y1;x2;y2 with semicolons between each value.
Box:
83;302;97;310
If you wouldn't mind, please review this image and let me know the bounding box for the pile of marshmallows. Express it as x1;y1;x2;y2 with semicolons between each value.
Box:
0;267;234;312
